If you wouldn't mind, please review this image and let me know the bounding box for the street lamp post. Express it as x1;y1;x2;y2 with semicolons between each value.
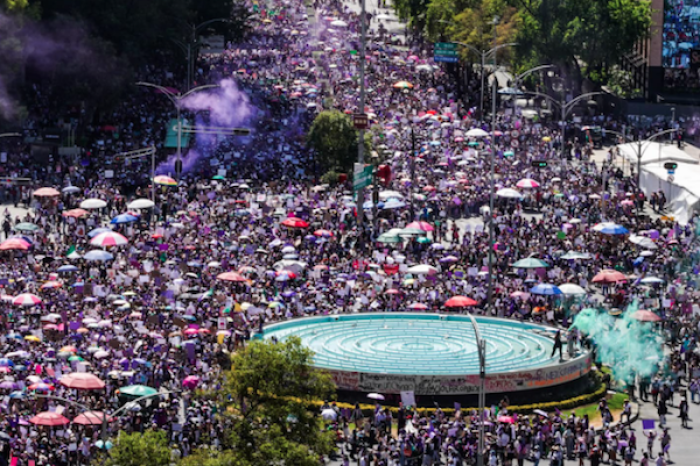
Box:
465;312;486;466
356;0;368;231
454;41;516;119
136;82;218;180
629;129;680;195
524;90;603;173
187;19;232;90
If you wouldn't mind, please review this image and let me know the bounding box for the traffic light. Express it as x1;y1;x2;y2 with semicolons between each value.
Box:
175;159;183;178
531;160;548;168
663;162;678;170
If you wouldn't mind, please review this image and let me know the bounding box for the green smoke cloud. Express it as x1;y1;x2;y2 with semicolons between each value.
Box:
572;301;663;384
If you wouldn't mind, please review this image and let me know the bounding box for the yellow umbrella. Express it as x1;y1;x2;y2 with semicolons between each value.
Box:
542;136;552;142
24;335;41;342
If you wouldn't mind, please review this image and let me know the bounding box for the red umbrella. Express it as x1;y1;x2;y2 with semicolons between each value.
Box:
217;271;248;282
59;372;106;390
497;416;515;424
592;269;627;284
632;310;662;322
408;303;428;310
313;229;334;237
73;411;113;425
444;296;477;308
30;412;70;426
280;217;309;228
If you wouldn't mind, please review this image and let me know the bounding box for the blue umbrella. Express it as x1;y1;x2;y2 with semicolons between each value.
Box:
110;214;139;224
592;222;629;235
57;265;78;273
530;283;563;296
88;227;112;238
383;199;406;210
0;358;13;367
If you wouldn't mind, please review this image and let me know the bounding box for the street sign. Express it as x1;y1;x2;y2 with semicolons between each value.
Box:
433;43;459;63
668;175;675;183
668;170;675;175
434;56;459;63
353;163;374;191
353;113;369;130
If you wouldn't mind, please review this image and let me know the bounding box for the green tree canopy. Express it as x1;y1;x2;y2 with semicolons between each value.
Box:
193;337;336;466
307;110;361;174
510;0;651;84
98;430;171;466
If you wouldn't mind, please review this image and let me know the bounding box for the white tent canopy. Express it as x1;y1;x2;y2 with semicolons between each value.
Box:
617;141;698;166
639;161;700;225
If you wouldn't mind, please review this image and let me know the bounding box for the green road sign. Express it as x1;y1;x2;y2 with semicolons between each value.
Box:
165;119;191;148
434;42;458;51
353;163;374;191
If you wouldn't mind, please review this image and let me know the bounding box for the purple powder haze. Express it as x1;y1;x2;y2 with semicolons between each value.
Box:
181;78;253;127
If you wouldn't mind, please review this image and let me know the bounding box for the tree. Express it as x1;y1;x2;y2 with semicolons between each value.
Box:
307;110;361;174
98;430;171;466
510;0;651;87
218;337;337;466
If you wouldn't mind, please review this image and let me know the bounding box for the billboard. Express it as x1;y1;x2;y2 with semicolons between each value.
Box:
663;1;700;88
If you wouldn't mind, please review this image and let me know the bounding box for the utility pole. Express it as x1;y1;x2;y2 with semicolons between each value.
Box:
356;0;367;231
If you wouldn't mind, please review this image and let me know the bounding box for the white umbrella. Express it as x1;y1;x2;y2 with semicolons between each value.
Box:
321;408;338;421
406;264;438;275
466;128;489;137
496;188;522;199
379;190;404;201
629;235;657;249
62;186;80;194
640;276;664;284
558;283;587;295
80;198;107;209
84;250;114;262
127;198;155;209
367;393;385;400
330;19;347;27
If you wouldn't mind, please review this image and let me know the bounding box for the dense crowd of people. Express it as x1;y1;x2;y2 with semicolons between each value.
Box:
0;0;698;464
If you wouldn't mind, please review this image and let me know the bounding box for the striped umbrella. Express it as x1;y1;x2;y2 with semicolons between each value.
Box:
90;231;128;247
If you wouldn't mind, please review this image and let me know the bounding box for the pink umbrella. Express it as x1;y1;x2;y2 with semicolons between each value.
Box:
60;372;106;390
183;328;199;336
13;293;42;306
182;376;200;389
90;231;128;247
405;221;434;232
497;416;515;424
510;291;530;300
516;178;540;189
408;303;428;310
30;412;70;426
73;411;113;425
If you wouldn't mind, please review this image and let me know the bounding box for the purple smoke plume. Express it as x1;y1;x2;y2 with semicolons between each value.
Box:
181;78;253;127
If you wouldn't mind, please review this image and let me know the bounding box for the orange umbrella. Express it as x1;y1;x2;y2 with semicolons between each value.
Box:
392;81;414;89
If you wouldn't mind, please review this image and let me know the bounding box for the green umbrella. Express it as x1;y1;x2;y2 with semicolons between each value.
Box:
504;151;515;157
416;237;431;244
118;385;158;397
377;233;402;244
468;141;480;147
212;175;225;180
15;222;39;232
512;258;549;268
67;355;84;362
